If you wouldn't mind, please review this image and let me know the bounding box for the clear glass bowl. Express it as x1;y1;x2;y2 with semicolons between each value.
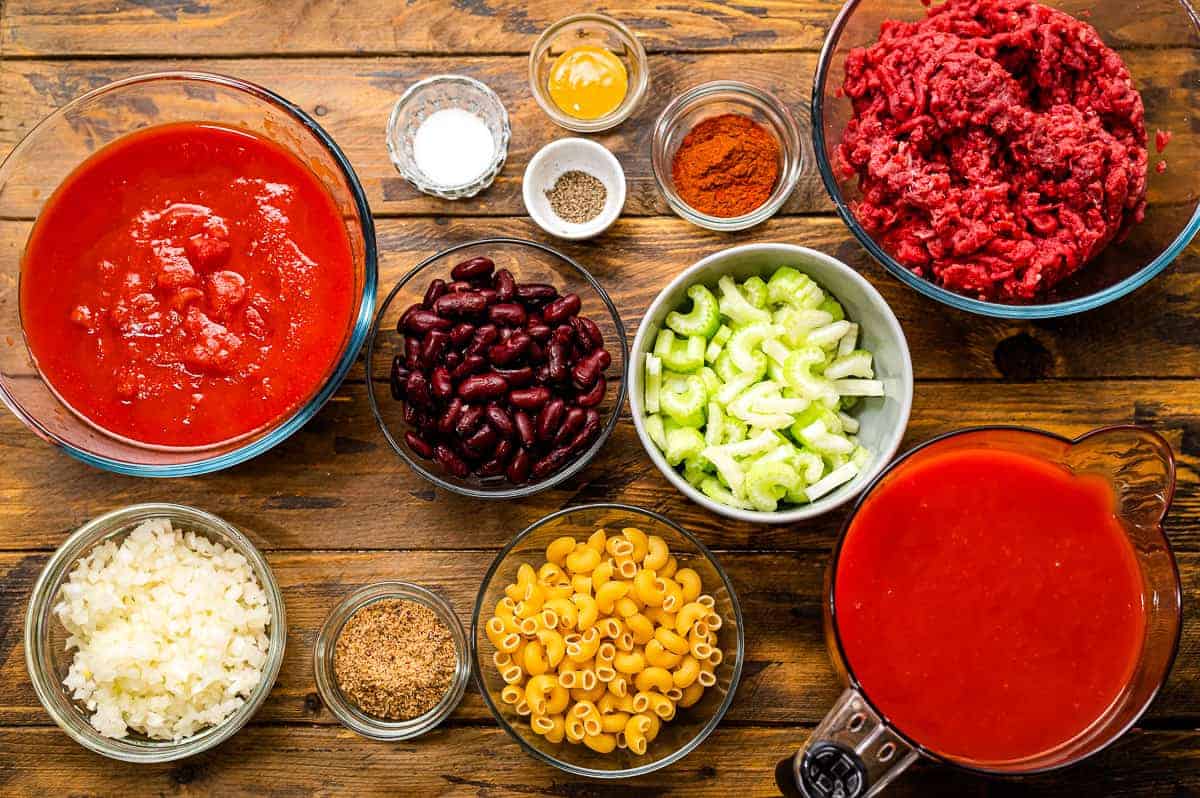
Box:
0;71;378;476
471;503;745;778
812;0;1200;318
529;13;650;133
386;75;511;199
652;81;804;232
313;581;471;741
364;238;628;499
24;503;287;763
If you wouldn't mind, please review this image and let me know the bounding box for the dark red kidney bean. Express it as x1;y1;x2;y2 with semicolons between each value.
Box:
430;365;454;400
567;409;602;454
485;404;514;437
489;303;527;327
423;279;447;309
542;293;582;325
406;371;432;407
451;256;495;282
547;340;568;382
531;447;572;480
527;340;546;365
404;309;452;334
492;366;534;387
451;354;487;380
555;406;586;446
438;398;464;435
465;324;498;357
489;333;531;366
390;356;409;401
570;316;603;350
479;288;499;306
449;322;475;347
456;404;485;437
510;387;551;410
533;364;551;384
536;398;566;442
552;324;575;345
398;302;422;332
435;445;471;478
419;329;450;368
434;292;488;317
526;323;552;342
506;447;532;483
458;373;509;401
576;375;606;407
405;431;435;459
514;410;536;447
498;326;513;342
494;269;516;302
515;283;558;304
443;350;463;370
465;423;498;454
419;412;440;439
448;280;473;293
404;336;421;370
404;403;420;427
572;348;612;389
480;439;515;476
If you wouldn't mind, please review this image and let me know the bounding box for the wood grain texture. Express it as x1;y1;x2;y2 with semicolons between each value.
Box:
2;550;1198;729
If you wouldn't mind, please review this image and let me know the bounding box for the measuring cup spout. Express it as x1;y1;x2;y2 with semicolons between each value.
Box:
1065;425;1176;533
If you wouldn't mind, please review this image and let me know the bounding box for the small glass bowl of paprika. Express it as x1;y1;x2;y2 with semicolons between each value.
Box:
651;81;803;232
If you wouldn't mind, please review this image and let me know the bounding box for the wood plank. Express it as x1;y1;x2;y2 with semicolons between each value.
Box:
3;49;1197;218
3;0;1197;57
2;725;1200;796
3;215;1200;384
2;550;1198;727
2;376;1200;552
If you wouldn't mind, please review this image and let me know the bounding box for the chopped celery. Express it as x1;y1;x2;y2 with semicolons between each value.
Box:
825;351;875;380
666;284;721;339
644;413;668;451
745;460;801;512
700;477;751;510
729;323;783;372
665;427;706;467
705;324;732;362
833;378;885;397
654;330;705;373
807;320;853;350
805;462;859;502
718;276;770;325
818;297;845;322
837;411;860;435
659;374;707;427
715;371;759;406
644;353;662;414
705;402;725;447
742;276;769;308
698;366;723;396
837;323;859;357
683;457;711;487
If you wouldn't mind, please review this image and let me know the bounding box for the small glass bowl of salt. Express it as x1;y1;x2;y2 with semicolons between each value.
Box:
387;75;510;200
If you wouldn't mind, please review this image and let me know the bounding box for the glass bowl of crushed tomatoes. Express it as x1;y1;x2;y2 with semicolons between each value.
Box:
365;238;627;499
0;72;377;475
813;0;1200;318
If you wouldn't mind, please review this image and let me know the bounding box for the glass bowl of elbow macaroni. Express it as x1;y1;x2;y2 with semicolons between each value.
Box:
471;503;744;777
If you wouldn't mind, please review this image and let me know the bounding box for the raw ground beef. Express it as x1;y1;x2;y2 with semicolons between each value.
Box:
837;0;1148;302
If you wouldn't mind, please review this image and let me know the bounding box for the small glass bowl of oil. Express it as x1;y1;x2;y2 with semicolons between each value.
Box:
529;13;649;133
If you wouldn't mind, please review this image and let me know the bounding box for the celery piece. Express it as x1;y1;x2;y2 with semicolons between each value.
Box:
723;417;748;444
644;413;668;452
665;426;706;467
715;372;759;406
766;266;821;309
653;328;676;360
666;284;722;339
708;429;784;459
745;460;802;512
837;411;860;435
754;396;811;416
718;275;770;325
698;366;723;397
728;323;782;373
825;350;874;380
659;374;707;427
807;320;853;350
683;456;711;487
714;348;767;382
833;378;885;397
703;448;747;497
705;325;732;363
797;419;856;456
805;462;859;502
818;296;845;323
761;337;792;367
784;348;840;406
644;353;662;414
705;401;726;447
660;334;706;373
742;275;769;309
837;322;859;357
700;477;751;510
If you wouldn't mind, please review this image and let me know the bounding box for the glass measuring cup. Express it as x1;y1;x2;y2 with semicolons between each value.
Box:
779;425;1181;797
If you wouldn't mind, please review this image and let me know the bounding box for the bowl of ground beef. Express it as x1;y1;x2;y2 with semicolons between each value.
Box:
813;0;1200;317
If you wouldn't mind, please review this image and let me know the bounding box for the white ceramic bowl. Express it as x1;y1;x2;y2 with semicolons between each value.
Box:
628;243;913;524
522;138;626;240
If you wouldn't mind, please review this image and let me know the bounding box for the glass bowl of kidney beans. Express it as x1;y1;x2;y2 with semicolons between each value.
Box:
366;238;627;498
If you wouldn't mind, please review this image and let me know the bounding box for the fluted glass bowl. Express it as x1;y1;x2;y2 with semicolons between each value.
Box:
472;503;744;778
365;238;627;499
24;503;287;763
813;0;1200;318
0;71;378;475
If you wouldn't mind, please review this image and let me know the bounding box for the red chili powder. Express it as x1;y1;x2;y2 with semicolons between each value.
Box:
671;114;780;218
838;0;1148;302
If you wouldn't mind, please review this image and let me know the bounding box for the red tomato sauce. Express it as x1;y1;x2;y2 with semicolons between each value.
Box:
834;446;1146;764
20;122;356;448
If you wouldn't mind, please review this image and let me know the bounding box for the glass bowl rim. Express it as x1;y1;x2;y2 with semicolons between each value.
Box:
385;73;512;196
312;580;472;740
469;501;746;778
23;502;288;763
810;2;1200;319
651;80;804;232
825;424;1183;776
0;69;379;476
364;237;629;500
528;12;651;134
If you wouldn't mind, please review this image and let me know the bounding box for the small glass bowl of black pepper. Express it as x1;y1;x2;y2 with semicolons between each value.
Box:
313;581;470;740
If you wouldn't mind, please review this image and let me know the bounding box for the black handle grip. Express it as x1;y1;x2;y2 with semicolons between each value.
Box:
778;742;869;798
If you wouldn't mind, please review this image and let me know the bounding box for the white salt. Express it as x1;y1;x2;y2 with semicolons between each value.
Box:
413;108;496;187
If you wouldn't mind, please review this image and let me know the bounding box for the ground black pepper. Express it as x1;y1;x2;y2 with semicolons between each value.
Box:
545;170;607;224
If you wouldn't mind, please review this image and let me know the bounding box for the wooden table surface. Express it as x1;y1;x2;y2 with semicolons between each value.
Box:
2;1;1199;795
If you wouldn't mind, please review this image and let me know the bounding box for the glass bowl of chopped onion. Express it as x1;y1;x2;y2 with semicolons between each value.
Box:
24;503;287;763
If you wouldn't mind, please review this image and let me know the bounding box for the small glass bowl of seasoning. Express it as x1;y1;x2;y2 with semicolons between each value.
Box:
314;581;470;740
651;80;804;232
523;138;626;240
387;75;510;200
530;13;649;133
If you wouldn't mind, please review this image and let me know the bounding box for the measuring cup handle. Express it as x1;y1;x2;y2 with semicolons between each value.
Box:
777;688;919;798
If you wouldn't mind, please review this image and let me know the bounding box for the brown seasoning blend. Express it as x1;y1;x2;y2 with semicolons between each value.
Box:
333;598;457;720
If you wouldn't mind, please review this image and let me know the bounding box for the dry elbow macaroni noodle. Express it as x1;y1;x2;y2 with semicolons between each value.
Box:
486;526;723;756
